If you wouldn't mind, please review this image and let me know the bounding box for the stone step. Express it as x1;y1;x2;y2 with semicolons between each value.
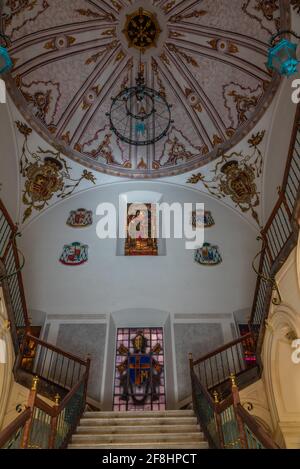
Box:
69;442;209;449
83;410;194;419
71;432;204;444
76;424;201;435
79;417;198;427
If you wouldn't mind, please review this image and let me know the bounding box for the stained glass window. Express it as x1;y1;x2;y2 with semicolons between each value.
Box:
113;328;166;411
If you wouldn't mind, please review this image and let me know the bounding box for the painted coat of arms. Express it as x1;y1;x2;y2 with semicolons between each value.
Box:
59;242;88;266
195;243;222;266
117;332;162;405
191;210;215;228
66;209;93;228
16;121;96;223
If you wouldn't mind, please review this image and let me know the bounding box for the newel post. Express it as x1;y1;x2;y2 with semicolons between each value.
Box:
189;353;197;413
83;354;91;406
48;394;60;449
230;373;248;449
21;376;39;449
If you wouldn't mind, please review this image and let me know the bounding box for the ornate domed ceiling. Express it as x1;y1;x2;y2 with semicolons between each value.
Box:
1;0;290;178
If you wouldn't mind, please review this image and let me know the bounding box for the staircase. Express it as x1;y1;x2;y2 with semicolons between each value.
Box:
68;410;208;449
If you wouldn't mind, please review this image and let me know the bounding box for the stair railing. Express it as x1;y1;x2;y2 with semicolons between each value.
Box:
250;103;300;351
14;333;90;400
0;408;31;449
1;364;90;449
190;356;278;449
0;199;30;351
189;104;300;448
190;333;258;397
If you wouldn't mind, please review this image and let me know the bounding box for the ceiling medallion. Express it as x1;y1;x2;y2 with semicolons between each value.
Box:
122;7;161;52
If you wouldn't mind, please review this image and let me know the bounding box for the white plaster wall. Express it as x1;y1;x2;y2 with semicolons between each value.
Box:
18;182;258;317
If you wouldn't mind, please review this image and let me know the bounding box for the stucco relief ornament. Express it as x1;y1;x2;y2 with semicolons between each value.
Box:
16;121;96;223
291;0;300;14
187;131;265;226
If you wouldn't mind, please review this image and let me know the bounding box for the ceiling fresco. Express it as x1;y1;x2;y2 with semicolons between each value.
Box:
1;0;290;178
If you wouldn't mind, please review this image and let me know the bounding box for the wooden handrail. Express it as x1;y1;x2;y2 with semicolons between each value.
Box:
236;403;279;449
34;397;56;417
0;408;31;448
57;372;87;413
193;333;253;366
23;333;88;366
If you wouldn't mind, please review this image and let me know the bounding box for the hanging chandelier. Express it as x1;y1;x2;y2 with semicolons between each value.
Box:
108;7;172;146
108;64;172;146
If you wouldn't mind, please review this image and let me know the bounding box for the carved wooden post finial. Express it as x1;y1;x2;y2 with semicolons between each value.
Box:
31;376;39;391
213;390;219;404
230;373;237;388
54;394;61;406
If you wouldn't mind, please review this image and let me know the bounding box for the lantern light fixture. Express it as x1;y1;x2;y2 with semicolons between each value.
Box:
0;34;12;75
267;30;300;77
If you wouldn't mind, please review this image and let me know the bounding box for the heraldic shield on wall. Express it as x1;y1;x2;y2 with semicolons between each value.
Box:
191;210;215;228
66;209;93;228
59;242;88;266
195;243;222;266
113;328;165;411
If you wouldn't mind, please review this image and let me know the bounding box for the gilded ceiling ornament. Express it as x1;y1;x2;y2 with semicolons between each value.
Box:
168;31;184;39
16;77;61;127
166;43;199;67
85;41;118;65
16;121;96;223
123;8;161;52
185;89;202;112
242;0;280;34
75;9;115;21
208;38;239;54
152;58;167;98
187;131;266;225
291;0;300;13
163;1;176;14
111;0;122;12
169;10;207;23
44;35;76;51
101;28;117;38
4;0;49;37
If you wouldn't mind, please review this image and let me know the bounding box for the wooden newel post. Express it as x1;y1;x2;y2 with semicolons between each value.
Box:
230;373;248;449
213;391;225;448
189;353;197;414
48;394;60;449
83;354;91;405
21;376;39;449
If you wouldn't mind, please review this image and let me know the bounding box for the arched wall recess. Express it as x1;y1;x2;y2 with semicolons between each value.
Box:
0;289;14;429
263;304;300;447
